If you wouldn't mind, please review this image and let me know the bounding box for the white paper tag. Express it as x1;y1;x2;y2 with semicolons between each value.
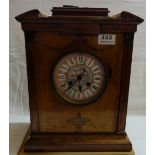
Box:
98;34;116;45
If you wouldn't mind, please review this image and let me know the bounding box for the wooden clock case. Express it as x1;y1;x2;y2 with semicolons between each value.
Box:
15;6;143;152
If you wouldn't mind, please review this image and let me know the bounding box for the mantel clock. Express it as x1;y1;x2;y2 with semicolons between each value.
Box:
15;6;143;153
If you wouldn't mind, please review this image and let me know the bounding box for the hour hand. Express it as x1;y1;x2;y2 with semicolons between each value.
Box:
66;80;74;90
66;78;77;91
67;80;73;86
78;81;82;92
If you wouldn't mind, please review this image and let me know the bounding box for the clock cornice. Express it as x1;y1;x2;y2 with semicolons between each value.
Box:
15;9;143;25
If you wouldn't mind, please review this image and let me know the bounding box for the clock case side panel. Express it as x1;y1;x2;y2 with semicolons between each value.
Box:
24;31;40;132
116;32;135;134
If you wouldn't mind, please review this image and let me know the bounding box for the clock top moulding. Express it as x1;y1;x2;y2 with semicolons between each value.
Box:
15;8;143;32
15;6;144;152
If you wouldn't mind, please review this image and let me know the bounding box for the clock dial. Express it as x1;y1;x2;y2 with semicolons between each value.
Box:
53;52;108;105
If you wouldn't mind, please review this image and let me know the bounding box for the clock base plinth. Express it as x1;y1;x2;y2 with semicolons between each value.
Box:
19;127;132;153
18;133;134;155
18;148;135;155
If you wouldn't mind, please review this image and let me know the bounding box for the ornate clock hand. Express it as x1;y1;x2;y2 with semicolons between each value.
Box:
86;82;91;87
66;68;86;92
77;68;87;92
66;77;80;91
68;80;73;86
66;79;77;91
78;80;82;92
